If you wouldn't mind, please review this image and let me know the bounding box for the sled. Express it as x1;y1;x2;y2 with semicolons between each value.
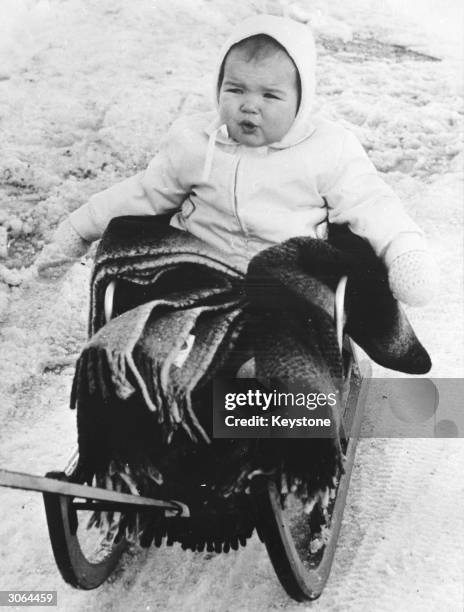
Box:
0;273;370;601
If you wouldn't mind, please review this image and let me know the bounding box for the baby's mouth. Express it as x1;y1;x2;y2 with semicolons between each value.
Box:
239;120;258;133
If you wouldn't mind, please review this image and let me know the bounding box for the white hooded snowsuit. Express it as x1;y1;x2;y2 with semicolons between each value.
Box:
69;15;424;272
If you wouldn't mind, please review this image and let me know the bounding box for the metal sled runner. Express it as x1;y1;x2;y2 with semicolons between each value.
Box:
0;274;370;602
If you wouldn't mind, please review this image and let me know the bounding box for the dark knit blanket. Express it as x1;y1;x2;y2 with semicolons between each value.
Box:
247;224;431;378
71;216;431;519
72;216;247;461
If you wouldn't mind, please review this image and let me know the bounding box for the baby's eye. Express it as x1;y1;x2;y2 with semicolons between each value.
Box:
263;92;279;99
226;87;243;94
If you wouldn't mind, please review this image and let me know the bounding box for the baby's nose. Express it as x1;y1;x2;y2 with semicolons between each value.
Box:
240;96;259;114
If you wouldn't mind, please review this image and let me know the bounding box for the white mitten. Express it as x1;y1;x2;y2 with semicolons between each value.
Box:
36;218;91;278
388;250;438;306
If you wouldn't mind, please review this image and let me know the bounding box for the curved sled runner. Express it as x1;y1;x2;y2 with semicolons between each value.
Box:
42;471;129;590
253;348;370;601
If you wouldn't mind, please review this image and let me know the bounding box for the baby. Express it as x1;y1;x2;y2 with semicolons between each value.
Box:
36;14;437;306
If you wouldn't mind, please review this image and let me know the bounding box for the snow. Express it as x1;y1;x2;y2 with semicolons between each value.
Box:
301;0;464;61
0;0;463;610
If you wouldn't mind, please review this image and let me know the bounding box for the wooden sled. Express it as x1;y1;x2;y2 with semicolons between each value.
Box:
0;275;370;601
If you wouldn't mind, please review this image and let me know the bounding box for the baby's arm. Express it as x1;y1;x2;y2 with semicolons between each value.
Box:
36;120;189;276
322;129;438;306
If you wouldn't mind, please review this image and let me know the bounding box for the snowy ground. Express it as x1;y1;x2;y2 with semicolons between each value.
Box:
0;1;463;610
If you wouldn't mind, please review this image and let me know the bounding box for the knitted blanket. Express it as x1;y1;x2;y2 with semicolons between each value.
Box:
247;224;432;377
72;217;247;473
71;216;431;520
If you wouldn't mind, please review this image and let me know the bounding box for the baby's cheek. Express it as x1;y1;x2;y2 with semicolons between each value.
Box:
218;98;233;118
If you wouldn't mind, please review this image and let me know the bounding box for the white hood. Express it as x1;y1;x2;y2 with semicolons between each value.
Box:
211;14;318;148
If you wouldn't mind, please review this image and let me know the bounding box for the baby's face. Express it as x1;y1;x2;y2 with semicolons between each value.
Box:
218;47;299;147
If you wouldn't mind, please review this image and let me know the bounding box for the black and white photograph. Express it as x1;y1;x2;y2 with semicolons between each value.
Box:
0;0;462;610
